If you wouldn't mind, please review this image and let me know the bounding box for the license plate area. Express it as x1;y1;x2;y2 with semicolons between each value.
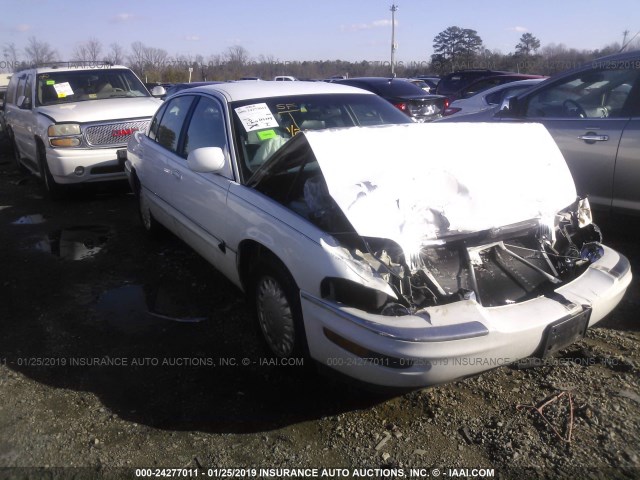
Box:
538;307;592;358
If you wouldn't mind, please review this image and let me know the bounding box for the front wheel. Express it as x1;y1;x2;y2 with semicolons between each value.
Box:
136;180;163;235
38;144;67;200
253;257;307;358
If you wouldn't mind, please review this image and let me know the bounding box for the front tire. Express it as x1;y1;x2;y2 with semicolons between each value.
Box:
252;256;307;358
37;143;66;200
136;179;163;235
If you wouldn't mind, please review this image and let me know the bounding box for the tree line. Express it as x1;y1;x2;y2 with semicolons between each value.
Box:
2;28;637;82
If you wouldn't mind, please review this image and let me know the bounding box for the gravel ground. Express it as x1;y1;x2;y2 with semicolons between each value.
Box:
0;139;638;480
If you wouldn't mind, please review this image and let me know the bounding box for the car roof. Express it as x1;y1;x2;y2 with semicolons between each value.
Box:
185;80;374;101
17;64;129;74
337;77;404;84
481;78;545;93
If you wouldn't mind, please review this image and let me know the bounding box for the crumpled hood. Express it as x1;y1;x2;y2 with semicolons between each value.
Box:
303;122;576;249
38;97;161;123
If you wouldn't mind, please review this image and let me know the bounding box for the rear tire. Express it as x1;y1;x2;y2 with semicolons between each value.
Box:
9;131;29;174
252;255;308;358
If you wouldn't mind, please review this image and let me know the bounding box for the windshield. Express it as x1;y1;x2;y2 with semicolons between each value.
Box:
230;93;411;181
37;69;149;106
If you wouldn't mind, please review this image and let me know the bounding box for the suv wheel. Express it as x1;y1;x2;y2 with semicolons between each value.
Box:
8;131;29;174
37;143;67;200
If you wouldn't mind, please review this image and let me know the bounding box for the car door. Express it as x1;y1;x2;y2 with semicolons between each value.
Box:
8;74;36;164
141;94;196;216
511;68;640;210
611;117;640;212
163;94;237;278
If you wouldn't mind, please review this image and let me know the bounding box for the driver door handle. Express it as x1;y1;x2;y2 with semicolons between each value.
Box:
171;170;182;180
578;134;609;142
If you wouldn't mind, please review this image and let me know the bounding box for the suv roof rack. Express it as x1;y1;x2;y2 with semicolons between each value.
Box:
28;61;116;69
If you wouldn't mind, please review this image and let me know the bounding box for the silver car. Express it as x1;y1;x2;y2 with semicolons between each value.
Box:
438;51;640;215
442;78;544;117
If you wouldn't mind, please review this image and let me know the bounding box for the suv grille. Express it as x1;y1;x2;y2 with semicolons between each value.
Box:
85;120;149;147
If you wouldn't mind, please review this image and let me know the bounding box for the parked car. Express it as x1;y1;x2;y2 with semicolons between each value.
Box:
405;78;437;93
439;50;640;215
124;81;630;389
442;78;545;117
162;82;223;100
274;76;297;81
414;76;440;93
436;69;513;101
4;62;161;198
334;77;446;122
0;73;11;137
0;86;8;137
456;74;545;100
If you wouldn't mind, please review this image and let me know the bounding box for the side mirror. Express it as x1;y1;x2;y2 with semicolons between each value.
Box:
17;95;31;109
496;95;519;117
187;147;226;173
151;86;166;98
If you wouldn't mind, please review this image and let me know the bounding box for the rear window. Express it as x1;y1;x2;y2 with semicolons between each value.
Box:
347;80;426;97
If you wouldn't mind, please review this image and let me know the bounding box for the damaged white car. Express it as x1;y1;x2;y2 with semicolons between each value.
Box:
125;82;631;389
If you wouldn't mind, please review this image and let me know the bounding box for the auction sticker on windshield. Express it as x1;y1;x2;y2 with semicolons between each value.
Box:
235;103;279;132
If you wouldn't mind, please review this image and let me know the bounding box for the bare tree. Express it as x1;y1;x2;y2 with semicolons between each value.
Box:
128;41;146;75
73;38;103;62
225;45;250;78
2;42;21;71
24;36;58;65
106;43;125;65
226;45;249;66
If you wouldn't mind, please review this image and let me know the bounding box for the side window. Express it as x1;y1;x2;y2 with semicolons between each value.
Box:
181;96;227;159
148;102;169;141
24;75;33;106
16;77;27;100
6;77;18;105
155;95;194;153
525;69;639;119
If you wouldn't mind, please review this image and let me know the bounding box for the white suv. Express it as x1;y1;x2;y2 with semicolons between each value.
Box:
4;63;161;198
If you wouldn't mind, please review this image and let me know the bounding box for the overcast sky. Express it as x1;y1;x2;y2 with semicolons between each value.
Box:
1;0;638;65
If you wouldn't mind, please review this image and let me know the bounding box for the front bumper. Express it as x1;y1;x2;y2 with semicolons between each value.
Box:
301;245;631;388
45;146;127;184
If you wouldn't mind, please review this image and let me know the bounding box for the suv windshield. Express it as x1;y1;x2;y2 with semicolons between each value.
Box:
37;69;149;106
230;93;411;180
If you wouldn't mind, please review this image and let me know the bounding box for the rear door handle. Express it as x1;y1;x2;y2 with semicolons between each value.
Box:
578;134;609;142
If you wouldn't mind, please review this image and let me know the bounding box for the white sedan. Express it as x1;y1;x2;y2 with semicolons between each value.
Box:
125;82;631;389
442;78;544;118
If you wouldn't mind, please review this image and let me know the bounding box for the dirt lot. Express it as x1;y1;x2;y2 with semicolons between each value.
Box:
0;139;638;480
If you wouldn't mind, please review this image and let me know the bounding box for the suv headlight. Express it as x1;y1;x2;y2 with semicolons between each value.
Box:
48;123;81;147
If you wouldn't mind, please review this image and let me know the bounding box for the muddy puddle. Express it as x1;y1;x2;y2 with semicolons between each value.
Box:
34;225;111;260
94;283;208;332
12;214;46;224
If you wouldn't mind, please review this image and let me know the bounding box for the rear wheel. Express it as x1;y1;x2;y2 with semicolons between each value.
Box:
8;131;29;174
252;256;307;358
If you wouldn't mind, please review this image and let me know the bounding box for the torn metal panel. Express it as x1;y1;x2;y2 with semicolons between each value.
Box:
303;123;576;249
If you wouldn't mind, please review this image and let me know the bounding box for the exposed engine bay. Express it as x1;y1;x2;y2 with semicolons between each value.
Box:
323;197;603;313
